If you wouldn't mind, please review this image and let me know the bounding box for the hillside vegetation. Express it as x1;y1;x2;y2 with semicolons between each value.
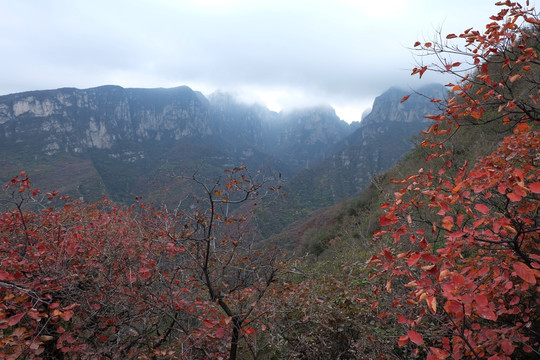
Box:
0;2;538;359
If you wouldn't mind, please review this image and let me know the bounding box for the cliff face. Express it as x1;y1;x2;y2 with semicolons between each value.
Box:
0;85;356;203
0;86;352;161
332;84;446;177
0;86;212;154
316;84;445;194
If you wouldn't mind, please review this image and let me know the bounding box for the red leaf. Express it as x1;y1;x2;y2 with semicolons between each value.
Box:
0;270;12;281
476;306;497;321
215;326;226;339
446;33;457;39
203;319;214;328
426;296;437;314
441;216;454;231
507;191;522;202
383;248;394;262
378;312;390;319
7;312;25;326
401;95;410;103
242;327;257;335
407;252;422;267
474;294;488;306
501;340;516;355
407;330;424;345
379;214;397;226
60;310;74;321
429;347;450;359
474;204;489;215
508;74;522;83
529;182;540;194
513;262;537;284
516;122;530;132
398;335;409;346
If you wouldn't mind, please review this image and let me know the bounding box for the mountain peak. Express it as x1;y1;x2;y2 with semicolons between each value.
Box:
361;84;444;125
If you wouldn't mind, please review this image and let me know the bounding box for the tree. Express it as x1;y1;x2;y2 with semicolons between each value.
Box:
0;167;283;359
368;1;539;359
159;166;283;359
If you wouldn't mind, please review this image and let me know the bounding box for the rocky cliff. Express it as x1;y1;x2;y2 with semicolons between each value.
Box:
0;86;211;153
0;85;354;203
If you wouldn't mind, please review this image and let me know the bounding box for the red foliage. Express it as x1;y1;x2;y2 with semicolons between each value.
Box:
369;2;539;359
0;168;281;359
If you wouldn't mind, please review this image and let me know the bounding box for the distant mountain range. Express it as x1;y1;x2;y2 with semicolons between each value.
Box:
254;84;446;238
0;84;445;239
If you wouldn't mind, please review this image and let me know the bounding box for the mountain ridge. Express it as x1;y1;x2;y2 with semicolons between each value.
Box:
0;84;444;238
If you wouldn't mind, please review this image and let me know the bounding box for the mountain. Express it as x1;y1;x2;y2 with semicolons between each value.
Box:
254;84;446;240
0;84;444;242
321;83;446;197
0;85;354;204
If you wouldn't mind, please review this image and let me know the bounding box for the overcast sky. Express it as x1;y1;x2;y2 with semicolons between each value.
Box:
0;1;525;122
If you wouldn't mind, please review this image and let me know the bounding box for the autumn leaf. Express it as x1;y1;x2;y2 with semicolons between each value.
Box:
441;216;454;231
476;306;497;321
242;327;257;335
407;252;422;267
513;262;537;284
474;203;489;215
0;269;12;281
215;327;226;339
368;3;539;358
516;122;530;132
407;330;424;345
398;335;409;346
429;347;450;359
7;312;25;326
507;191;522;202
60;310;74;321
203;319;214;328
379;214;397;226
400;95;411;103
508;74;522;83
426;296;437;314
382;248;394;262
530;182;540;193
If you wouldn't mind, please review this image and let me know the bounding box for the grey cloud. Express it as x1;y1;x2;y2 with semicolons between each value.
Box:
0;0;505;120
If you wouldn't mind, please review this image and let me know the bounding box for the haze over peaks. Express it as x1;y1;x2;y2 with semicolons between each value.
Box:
0;0;499;123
